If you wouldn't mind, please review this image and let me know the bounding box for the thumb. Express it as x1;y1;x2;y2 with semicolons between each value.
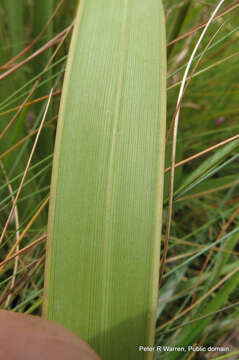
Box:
0;310;101;360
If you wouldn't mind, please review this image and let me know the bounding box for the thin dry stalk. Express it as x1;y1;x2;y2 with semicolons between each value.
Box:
165;134;239;174
0;161;20;307
175;179;239;202
0;25;72;141
0;0;65;70
0;117;57;161
168;50;239;91
157;263;239;332
0;255;45;306
186;332;209;360
0;25;72;84
159;2;226;286
0;90;52;246
167;0;239;47
0;90;60;116
190;206;239;308
1;197;49;270
167;236;239;256
0;234;46;269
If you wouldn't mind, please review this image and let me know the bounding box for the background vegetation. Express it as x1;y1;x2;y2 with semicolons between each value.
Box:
0;0;238;358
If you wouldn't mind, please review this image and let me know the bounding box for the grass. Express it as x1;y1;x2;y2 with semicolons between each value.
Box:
43;2;166;359
0;0;239;359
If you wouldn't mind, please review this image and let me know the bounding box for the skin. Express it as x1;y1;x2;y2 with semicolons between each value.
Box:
0;310;101;360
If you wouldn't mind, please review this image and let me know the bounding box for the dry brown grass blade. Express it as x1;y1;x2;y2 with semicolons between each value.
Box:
0;91;61;117
0;0;65;70
156;263;239;332
159;8;225;287
168;50;239;91
167;236;239;256
167;0;239;47
0;197;49;271
0;25;72;83
0;234;46;270
165;134;239;174
0;255;45;307
175;179;239;202
0;117;57;162
0;90;52;247
0;161;20;307
0;25;72;142
166;24;223;144
190;206;239;308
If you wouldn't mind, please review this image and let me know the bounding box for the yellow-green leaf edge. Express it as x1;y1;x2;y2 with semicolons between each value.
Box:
43;1;166;359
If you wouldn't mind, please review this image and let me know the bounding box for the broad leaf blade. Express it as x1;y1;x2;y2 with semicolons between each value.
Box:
44;1;166;359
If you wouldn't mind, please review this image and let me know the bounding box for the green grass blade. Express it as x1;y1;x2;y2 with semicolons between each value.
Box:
182;140;239;187
175;153;239;200
163;227;239;279
43;1;166;359
3;0;25;88
33;0;54;161
168;257;239;359
167;0;193;60
173;140;239;199
3;0;24;57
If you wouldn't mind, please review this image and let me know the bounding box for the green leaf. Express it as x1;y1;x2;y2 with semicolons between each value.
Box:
174;140;239;199
33;0;54;160
168;230;239;360
43;1;166;359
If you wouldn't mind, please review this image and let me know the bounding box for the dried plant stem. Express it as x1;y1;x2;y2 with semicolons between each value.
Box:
159;1;226;286
157;263;239;332
0;161;20;307
165;134;239;174
0;90;52;246
0;234;46;269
